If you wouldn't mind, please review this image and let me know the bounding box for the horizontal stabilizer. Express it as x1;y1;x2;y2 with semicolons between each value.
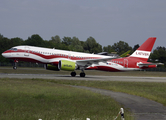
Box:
138;63;164;67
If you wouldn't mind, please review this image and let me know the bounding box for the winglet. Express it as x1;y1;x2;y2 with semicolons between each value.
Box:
120;50;131;57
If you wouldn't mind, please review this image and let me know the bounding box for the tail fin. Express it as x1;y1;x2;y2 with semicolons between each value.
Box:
129;37;156;61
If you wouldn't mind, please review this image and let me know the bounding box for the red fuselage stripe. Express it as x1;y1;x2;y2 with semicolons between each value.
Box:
3;49;102;61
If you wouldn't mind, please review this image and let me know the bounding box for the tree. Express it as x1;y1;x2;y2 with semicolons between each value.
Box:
24;34;45;47
103;45;115;53
51;35;61;44
49;35;62;49
111;41;132;55
83;37;102;53
11;37;24;46
150;46;166;67
0;36;12;63
0;34;3;39
62;37;72;46
133;44;140;52
68;37;83;52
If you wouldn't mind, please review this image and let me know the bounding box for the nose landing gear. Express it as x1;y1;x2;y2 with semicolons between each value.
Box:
13;60;18;70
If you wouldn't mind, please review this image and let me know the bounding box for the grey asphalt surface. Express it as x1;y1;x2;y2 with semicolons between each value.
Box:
0;73;166;82
0;73;166;120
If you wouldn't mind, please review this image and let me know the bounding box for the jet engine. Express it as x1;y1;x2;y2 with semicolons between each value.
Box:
44;64;59;71
58;60;77;71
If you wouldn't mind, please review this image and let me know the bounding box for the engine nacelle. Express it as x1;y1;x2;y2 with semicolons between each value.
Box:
44;64;59;71
58;60;76;71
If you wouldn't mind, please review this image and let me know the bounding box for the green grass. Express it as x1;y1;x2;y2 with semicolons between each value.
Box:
51;80;166;106
0;78;133;120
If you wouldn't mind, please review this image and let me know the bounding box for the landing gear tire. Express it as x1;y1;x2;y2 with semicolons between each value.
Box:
80;72;85;77
71;72;76;77
13;66;17;70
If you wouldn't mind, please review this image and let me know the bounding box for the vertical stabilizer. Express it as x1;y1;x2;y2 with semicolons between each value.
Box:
129;37;156;61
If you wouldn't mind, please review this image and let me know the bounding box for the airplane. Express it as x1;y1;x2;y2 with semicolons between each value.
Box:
2;37;162;76
1;44;117;77
86;37;163;71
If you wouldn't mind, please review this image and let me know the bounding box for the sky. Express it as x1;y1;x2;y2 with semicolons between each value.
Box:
0;0;166;49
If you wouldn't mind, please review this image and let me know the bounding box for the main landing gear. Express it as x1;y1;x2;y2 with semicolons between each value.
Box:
70;71;86;77
80;72;85;77
71;71;76;77
80;69;85;77
13;60;18;70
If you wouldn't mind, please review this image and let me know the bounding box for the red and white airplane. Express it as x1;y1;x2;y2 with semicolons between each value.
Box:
2;37;162;77
2;43;116;77
86;37;163;71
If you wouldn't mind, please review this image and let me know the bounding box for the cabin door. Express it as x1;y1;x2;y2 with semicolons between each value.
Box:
68;53;71;59
124;59;128;68
24;46;30;56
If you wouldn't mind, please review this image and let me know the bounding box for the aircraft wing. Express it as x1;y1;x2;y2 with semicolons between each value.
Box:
138;63;164;67
76;56;117;67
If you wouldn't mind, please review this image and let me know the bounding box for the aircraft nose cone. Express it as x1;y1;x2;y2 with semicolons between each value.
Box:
2;52;7;58
2;52;4;56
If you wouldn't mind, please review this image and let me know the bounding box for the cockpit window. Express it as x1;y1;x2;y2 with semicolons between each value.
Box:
9;48;18;51
13;48;17;51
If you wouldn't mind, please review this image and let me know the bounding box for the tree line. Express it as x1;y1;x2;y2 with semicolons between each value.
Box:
0;33;166;68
